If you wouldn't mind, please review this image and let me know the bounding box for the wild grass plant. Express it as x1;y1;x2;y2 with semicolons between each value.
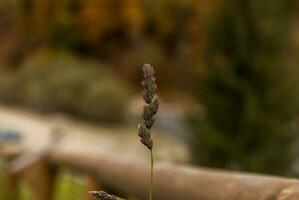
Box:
90;64;159;200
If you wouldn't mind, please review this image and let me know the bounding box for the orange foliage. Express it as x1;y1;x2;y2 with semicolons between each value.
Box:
1;0;216;90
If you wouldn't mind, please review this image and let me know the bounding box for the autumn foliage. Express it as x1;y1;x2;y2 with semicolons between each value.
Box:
0;0;213;91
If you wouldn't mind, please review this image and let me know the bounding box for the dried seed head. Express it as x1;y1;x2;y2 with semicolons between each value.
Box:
143;105;154;121
143;64;155;78
89;191;117;200
145;117;155;129
142;64;157;104
137;123;153;149
137;64;159;150
137;124;148;138
149;96;159;115
141;137;153;150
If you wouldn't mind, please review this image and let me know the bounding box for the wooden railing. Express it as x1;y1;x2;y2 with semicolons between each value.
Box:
2;143;299;200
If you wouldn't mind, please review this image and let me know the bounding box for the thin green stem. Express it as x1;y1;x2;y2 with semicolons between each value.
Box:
149;149;154;200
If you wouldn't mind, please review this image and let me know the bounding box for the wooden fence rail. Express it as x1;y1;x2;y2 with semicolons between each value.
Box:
1;139;299;200
2;144;299;200
1;106;297;200
49;151;299;200
2;141;299;200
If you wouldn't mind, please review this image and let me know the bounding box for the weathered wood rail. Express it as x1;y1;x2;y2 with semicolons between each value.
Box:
2;146;299;200
0;106;299;200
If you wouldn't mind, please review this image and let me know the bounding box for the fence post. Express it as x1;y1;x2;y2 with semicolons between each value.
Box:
83;174;102;200
2;162;19;200
22;158;57;200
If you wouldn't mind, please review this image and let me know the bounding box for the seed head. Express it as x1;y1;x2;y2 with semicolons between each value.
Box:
89;191;117;200
137;64;159;150
137;123;153;149
142;64;157;104
149;96;159;116
144;117;155;129
143;105;154;121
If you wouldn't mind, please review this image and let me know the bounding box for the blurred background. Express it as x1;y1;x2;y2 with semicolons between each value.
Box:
1;0;299;199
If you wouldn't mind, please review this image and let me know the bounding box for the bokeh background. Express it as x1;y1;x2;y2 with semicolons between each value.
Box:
1;0;299;199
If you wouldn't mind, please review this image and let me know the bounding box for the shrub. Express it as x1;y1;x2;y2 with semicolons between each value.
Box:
0;51;131;123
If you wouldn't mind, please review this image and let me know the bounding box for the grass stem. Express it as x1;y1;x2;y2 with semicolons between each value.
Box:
149;149;153;200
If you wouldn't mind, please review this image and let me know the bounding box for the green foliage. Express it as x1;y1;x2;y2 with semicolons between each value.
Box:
190;0;299;175
0;163;30;200
18;181;31;200
0;169;84;200
0;51;131;123
53;172;85;200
